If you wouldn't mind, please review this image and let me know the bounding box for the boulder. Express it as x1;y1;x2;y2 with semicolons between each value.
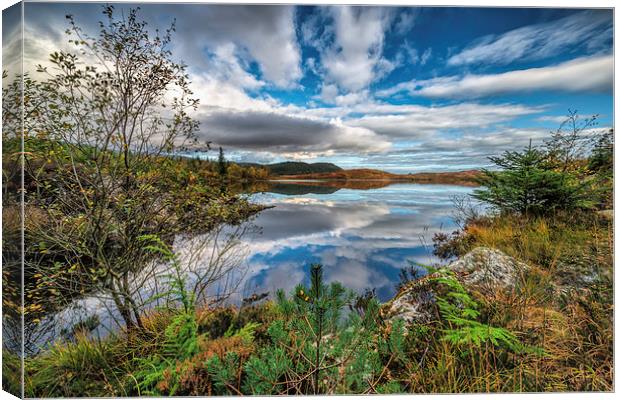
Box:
446;247;529;295
380;277;438;324
381;247;529;324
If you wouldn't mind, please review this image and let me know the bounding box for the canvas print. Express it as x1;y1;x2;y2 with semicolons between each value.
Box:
1;1;614;397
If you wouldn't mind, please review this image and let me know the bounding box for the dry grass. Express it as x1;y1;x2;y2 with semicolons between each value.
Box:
431;210;614;392
22;210;613;396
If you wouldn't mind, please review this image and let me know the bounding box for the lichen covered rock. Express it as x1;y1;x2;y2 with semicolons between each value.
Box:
382;247;530;324
446;247;529;294
380;276;438;324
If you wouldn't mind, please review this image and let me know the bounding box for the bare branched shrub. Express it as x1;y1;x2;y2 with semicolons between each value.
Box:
2;6;259;348
450;194;484;229
544;109;599;172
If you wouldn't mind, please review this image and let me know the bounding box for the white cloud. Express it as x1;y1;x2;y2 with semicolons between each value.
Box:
187;72;390;156
346;103;544;139
305;57;319;75
300;12;332;51
375;57;399;79
420;48;432;65
447;10;612;66
377;55;612;99
204;44;266;90
21;4;302;89
536;115;571;124
166;5;302;88
398;41;431;66
332;90;370;106
318;84;369;106
401;41;419;64
321;6;395;92
319;83;339;103
394;9;418;35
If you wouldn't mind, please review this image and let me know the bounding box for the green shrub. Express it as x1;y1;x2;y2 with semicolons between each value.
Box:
428;269;533;354
473;143;596;215
238;264;404;395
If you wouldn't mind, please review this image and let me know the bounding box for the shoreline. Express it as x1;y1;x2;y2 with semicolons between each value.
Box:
269;169;482;187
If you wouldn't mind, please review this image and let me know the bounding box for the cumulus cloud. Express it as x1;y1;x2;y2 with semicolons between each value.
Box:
201;44;266;91
149;5;302;88
23;3;302;88
319;83;340;103
320;6;395;92
318;84;370;106
377;55;612;99
189;74;276;113
447;10;612;66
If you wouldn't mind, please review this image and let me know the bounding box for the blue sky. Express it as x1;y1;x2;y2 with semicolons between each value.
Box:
4;3;614;172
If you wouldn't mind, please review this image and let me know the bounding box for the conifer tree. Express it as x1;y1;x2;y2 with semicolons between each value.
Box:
473;141;595;215
218;146;228;178
588;128;613;177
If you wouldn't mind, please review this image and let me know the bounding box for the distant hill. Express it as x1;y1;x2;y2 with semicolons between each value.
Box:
239;161;342;176
237;161;480;186
277;168;398;180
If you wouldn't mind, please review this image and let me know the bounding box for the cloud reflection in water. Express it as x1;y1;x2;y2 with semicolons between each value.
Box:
237;182;474;301
30;182;474;350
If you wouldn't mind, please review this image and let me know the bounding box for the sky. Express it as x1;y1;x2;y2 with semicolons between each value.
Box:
3;2;614;172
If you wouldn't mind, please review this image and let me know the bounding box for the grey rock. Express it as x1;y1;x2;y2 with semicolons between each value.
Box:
381;278;437;324
446;247;529;294
382;247;530;324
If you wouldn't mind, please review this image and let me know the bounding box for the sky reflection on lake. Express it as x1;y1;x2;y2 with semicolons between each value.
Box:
237;182;474;302
31;181;474;350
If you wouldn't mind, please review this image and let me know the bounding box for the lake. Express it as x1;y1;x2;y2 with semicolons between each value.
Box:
32;180;474;350
231;181;475;302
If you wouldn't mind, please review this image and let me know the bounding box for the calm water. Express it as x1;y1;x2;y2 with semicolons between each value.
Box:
235;181;475;302
33;181;473;350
